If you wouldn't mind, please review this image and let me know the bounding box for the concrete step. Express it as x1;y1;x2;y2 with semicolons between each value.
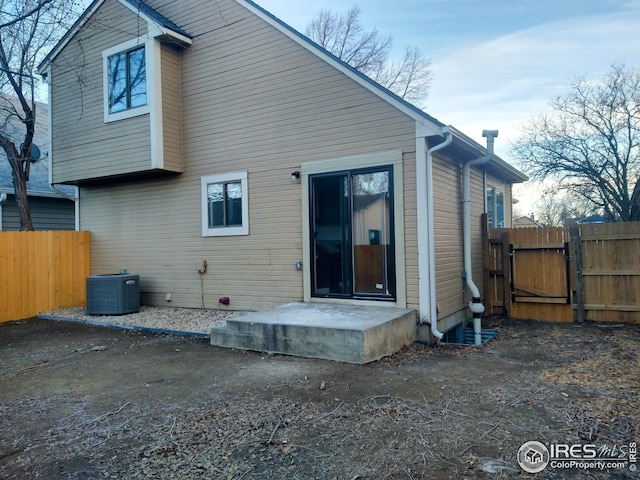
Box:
210;302;416;364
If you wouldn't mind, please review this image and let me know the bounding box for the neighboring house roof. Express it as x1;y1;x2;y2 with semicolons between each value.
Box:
513;216;543;228
38;0;527;184
0;97;75;198
567;214;606;226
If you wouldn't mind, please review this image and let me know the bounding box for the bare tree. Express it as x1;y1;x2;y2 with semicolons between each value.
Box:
535;189;597;227
512;63;640;222
305;7;431;107
0;0;80;230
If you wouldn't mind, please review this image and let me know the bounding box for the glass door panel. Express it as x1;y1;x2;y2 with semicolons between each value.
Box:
352;170;392;295
311;174;351;296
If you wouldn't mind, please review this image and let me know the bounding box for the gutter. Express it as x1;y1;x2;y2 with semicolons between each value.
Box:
417;125;452;341
462;130;498;345
50;184;76;202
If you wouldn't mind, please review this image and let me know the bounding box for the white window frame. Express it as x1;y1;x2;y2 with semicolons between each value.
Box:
201;172;249;237
102;37;153;123
486;185;505;229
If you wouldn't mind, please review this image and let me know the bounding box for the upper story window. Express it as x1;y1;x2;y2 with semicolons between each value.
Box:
486;186;505;229
103;38;152;123
201;172;249;237
108;46;147;113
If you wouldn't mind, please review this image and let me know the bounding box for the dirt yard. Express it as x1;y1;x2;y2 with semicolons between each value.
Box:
1;316;638;479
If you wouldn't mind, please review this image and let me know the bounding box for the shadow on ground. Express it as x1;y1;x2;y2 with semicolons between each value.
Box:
1;316;638;479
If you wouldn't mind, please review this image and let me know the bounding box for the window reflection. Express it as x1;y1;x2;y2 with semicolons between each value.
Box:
108;46;146;113
208;181;243;227
486;187;505;228
352;170;392;295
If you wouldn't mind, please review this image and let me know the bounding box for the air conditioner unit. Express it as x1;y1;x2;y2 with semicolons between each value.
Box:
86;274;140;315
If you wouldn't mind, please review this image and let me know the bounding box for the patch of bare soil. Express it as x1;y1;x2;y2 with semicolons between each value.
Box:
0;316;638;479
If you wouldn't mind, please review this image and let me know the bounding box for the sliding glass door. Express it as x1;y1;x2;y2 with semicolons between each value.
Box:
310;166;395;300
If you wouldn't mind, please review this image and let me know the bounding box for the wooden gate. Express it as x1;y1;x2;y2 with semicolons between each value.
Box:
483;219;573;322
484;216;640;323
573;222;640;323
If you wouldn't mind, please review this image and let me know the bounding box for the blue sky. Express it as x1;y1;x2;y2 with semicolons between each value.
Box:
256;0;640;214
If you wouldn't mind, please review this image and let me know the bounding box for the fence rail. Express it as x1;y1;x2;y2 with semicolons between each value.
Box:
0;231;90;323
484;217;640;324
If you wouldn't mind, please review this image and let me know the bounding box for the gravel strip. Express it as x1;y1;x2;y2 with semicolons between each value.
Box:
38;306;246;335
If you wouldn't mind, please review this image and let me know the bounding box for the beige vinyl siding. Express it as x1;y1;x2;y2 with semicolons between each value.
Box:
74;0;417;311
432;153;463;319
431;151;487;320
160;44;183;172
402;152;419;311
469;166;486;304
50;0;514;316
50;0;151;184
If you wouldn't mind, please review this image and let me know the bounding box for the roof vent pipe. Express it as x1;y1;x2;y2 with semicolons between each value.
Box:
462;130;498;345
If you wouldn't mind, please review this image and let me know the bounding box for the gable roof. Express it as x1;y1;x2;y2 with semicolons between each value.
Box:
120;0;190;39
237;0;444;137
234;0;527;183
37;0;191;75
39;0;527;184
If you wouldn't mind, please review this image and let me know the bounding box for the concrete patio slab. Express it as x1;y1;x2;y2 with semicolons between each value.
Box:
210;302;416;363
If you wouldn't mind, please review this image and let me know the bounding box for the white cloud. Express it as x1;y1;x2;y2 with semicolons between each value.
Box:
427;9;640;146
423;7;640;214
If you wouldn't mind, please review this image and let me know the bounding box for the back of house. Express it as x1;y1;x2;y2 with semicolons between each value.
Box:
39;0;526;339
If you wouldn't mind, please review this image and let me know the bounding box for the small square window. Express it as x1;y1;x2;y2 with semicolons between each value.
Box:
202;172;249;236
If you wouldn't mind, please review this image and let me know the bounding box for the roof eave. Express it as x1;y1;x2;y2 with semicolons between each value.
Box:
448;127;528;184
38;0;191;75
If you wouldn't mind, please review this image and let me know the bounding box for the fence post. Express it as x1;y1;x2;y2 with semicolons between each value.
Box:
570;227;585;323
502;229;511;319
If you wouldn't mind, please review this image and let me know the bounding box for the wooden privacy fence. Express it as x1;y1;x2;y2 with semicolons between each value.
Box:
484;216;640;324
0;231;90;322
573;222;640;323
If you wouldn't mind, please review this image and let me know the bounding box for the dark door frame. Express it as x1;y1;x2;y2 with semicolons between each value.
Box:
309;165;396;301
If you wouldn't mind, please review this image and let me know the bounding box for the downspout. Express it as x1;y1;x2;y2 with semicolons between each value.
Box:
462;130;498;345
0;193;7;231
417;126;452;341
